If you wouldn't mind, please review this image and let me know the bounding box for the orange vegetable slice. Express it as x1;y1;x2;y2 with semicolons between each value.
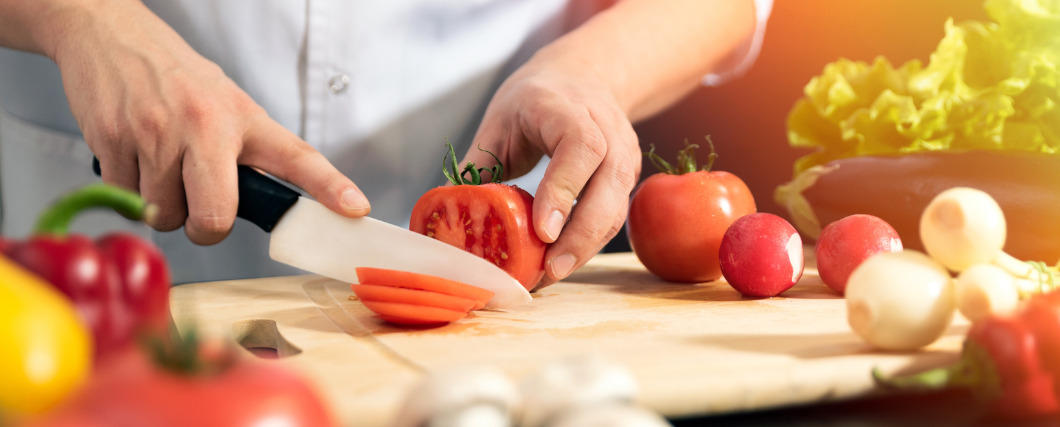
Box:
355;267;493;310
359;300;467;325
350;284;477;312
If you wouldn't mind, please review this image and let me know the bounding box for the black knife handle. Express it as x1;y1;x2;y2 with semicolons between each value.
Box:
235;165;300;232
92;157;299;232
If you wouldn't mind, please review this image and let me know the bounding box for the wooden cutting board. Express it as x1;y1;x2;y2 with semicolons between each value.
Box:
170;251;968;426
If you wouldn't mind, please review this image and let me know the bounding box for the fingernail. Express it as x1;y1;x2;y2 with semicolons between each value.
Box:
341;188;370;214
548;253;577;279
545;210;565;242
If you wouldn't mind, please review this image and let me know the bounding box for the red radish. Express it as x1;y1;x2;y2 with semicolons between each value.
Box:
719;213;804;297
815;214;903;295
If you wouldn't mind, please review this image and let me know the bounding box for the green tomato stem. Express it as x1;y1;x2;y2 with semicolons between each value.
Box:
643;135;719;175
33;184;151;236
440;138;504;185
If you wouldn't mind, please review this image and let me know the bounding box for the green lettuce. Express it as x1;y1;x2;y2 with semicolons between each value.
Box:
787;0;1060;175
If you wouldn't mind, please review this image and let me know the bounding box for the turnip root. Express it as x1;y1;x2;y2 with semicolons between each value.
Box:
845;251;956;351
954;264;1020;322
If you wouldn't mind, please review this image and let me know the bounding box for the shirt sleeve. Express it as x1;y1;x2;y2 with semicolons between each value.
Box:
702;0;773;86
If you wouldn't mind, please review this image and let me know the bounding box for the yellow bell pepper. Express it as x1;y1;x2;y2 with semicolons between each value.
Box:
0;253;92;417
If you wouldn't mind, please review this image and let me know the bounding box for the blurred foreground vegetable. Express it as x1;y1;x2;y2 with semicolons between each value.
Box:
1;184;170;361
0;254;92;418
26;331;338;427
874;291;1060;420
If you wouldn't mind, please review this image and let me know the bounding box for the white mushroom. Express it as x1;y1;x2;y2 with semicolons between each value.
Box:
518;354;639;427
391;365;519;427
548;402;672;427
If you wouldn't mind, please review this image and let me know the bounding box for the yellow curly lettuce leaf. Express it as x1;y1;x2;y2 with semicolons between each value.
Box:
787;0;1060;175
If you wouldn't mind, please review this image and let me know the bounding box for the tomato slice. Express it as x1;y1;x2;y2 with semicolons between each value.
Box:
359;300;467;325
409;184;546;291
354;267;493;310
350;284;477;312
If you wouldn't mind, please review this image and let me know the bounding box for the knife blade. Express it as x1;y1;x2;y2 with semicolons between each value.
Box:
93;159;531;308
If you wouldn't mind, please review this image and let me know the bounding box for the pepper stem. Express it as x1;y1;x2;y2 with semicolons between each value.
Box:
33;184;152;235
871;342;999;401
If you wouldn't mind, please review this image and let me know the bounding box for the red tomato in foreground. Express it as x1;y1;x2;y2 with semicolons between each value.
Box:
627;170;756;282
28;345;336;427
410;184;547;291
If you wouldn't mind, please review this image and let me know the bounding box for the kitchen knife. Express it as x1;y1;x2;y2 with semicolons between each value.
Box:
92;159;532;308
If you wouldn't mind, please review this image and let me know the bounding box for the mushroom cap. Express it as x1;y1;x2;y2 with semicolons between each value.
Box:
518;354;638;427
391;365;519;427
549;402;672;427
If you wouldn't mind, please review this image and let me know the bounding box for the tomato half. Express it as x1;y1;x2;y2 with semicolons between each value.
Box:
410;184;546;291
627;170;756;282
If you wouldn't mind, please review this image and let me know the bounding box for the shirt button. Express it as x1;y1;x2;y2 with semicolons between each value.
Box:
328;74;349;94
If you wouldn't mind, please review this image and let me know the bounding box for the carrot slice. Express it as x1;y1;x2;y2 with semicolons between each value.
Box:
350;284;477;312
355;267;493;309
359;300;467;325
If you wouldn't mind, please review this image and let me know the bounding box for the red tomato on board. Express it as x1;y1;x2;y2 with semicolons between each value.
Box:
27;342;336;427
411;184;546;291
626;140;756;282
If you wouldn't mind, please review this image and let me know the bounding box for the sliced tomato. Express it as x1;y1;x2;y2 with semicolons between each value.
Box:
350;284;477;312
410;184;546;291
355;267;493;309
359;300;467;325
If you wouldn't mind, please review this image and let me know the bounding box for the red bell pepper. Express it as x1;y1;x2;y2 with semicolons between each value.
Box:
1;184;170;362
873;296;1060;420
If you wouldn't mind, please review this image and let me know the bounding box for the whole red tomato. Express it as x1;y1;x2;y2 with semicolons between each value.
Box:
410;142;547;291
28;334;336;427
627;138;756;282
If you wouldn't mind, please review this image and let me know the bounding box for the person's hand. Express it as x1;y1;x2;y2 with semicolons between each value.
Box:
463;57;642;289
461;0;760;288
49;1;370;244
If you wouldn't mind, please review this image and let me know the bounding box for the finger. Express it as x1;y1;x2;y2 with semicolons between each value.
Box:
537;114;639;288
137;151;188;232
240;117;370;217
532;108;608;244
181;136;239;246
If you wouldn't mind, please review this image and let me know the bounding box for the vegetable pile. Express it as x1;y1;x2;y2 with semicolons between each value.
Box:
0;185;171;361
2;184;338;426
845;187;1059;351
776;0;1060;263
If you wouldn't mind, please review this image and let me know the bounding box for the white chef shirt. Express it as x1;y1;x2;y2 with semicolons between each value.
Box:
0;0;771;283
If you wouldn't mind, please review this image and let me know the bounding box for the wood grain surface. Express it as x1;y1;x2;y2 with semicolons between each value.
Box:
170;251;968;426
